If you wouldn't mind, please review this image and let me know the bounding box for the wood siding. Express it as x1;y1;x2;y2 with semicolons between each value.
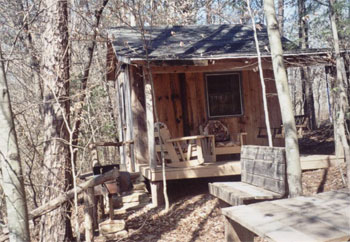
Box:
152;69;283;146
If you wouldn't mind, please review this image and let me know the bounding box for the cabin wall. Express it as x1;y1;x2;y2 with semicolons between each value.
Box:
152;69;283;146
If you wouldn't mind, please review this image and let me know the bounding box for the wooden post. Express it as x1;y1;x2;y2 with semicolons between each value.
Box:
84;187;95;242
150;181;164;207
89;144;100;167
124;67;135;172
143;69;156;171
115;72;126;170
144;68;162;206
108;194;114;220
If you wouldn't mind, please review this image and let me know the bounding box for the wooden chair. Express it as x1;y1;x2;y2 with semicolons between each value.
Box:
202;120;247;157
154;122;216;168
294;114;310;137
258;114;310;139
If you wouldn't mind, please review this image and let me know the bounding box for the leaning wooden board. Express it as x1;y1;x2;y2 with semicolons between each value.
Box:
222;189;350;242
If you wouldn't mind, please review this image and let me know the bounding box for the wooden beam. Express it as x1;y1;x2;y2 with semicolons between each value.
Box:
148;59;273;74
134;59;209;66
140;161;241;182
143;68;156;171
150;181;164;207
29;169;119;220
121;67;135;172
114;72;125;169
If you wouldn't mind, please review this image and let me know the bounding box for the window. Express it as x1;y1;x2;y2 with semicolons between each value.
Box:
205;72;243;118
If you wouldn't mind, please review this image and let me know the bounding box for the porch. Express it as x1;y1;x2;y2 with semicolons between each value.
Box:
139;154;344;182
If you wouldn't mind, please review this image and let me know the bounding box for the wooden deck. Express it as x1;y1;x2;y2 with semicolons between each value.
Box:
300;154;344;170
140;155;344;182
139;160;241;182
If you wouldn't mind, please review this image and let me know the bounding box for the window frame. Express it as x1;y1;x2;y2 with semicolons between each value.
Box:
204;72;244;118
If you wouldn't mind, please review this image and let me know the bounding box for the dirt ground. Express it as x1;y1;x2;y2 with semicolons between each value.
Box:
111;127;348;242
112;163;347;242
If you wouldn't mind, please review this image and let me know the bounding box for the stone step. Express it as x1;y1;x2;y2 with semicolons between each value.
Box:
95;229;128;242
132;182;146;191
99;219;125;235
121;191;149;203
114;200;151;215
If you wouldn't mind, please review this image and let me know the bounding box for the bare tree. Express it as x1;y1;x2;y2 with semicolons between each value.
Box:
0;44;30;242
246;0;273;147
328;0;350;188
263;0;303;197
39;0;73;241
298;0;316;130
277;0;284;34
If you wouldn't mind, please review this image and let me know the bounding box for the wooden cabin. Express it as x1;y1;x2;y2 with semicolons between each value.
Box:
106;25;332;205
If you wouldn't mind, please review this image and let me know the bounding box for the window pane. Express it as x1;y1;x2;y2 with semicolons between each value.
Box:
206;73;242;117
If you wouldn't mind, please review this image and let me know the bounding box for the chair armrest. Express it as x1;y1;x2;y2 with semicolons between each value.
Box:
239;133;247;145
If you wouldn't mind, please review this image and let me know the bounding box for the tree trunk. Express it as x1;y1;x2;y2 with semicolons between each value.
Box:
263;0;303;197
298;0;308;49
298;0;316;129
71;0;110;166
0;44;30;242
328;0;350;189
277;0;284;34
206;0;213;24
301;67;316;129
39;0;73;241
246;0;273;147
14;0;43;103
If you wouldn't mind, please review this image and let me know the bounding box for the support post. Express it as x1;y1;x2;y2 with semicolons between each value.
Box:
143;69;156;171
124;67;135;172
115;72;126;170
150;181;164;207
224;217;255;242
108;194;114;220
84;187;95;242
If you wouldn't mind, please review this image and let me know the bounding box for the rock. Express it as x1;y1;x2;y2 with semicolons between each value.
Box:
99;219;125;234
104;230;128;240
121;191;149;203
133;182;146;191
114;201;151;215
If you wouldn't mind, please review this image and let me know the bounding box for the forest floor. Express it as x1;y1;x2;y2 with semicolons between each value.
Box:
104;125;348;242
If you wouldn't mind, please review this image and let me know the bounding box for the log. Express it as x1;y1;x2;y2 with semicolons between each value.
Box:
89;140;134;148
29;168;119;219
